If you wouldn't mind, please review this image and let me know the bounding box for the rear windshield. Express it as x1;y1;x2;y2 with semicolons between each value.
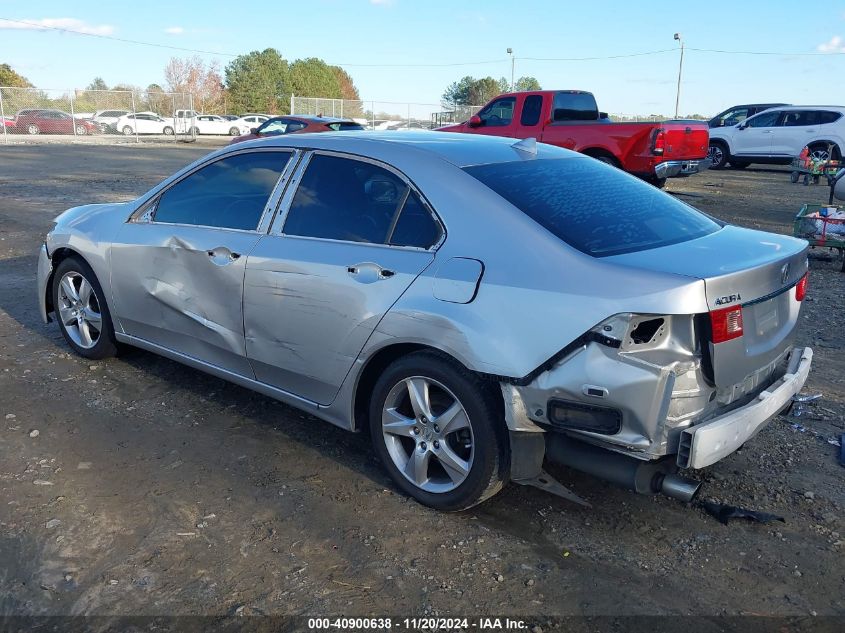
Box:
463;158;721;257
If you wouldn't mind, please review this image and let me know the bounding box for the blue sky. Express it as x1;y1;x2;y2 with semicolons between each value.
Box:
2;0;845;116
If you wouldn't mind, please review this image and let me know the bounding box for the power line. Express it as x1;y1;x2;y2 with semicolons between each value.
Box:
0;17;506;67
3;16;844;67
688;46;845;56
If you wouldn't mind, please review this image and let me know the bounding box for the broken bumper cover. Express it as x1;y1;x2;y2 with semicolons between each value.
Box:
677;347;813;469
654;158;712;179
37;243;52;324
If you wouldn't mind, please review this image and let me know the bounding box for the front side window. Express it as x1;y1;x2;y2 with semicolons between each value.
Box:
463;158;720;257
153;151;291;230
716;107;749;127
745;111;780;128
284;154;437;246
478;97;515;127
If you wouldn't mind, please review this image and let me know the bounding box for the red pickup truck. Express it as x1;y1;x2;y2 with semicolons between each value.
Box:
438;90;710;186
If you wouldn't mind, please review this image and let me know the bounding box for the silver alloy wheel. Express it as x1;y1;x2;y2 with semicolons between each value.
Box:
75;124;87;135
381;376;474;494
57;271;102;349
27;124;39;135
122;126;133;136
708;144;724;166
809;147;831;162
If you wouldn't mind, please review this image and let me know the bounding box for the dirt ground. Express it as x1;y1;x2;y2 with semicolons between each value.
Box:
0;144;843;623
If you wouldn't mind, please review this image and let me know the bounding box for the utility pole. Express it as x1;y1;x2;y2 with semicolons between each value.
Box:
674;33;684;119
507;48;514;91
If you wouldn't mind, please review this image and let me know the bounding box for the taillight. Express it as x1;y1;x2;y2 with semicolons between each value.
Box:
710;306;743;343
653;129;665;155
795;273;808;301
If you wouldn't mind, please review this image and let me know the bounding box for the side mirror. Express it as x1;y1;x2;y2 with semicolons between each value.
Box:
834;169;845;201
468;115;482;128
250;127;258;135
737;122;748;130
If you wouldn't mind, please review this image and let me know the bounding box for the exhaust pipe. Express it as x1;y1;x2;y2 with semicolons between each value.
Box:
659;473;701;502
545;434;700;501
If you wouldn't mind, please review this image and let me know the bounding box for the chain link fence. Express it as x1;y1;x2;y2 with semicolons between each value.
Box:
0;87;197;144
291;96;483;130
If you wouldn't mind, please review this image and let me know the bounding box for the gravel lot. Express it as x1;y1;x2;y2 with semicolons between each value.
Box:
0;144;843;621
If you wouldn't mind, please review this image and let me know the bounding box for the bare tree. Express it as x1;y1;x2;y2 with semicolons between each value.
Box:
164;56;225;113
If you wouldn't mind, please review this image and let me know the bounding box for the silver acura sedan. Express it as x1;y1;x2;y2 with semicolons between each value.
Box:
36;132;812;511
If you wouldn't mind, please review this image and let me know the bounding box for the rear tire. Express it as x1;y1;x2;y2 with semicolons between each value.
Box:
708;141;729;169
52;256;119;360
75;125;87;136
808;143;841;163
369;351;509;511
229;127;240;136
646;176;667;189
27;124;40;135
163;126;174;136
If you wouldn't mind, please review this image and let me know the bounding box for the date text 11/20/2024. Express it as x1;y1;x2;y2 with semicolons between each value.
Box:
307;617;530;630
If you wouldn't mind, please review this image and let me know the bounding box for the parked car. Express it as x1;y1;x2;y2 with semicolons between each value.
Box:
114;112;175;136
438;90;710;187
708;105;845;169
13;109;99;135
192;114;252;136
36;132;812;511
230;115;365;144
708;103;788;129
239;113;271;128
90;109;130;133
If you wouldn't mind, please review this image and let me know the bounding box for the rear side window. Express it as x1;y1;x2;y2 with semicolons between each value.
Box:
552;92;598;121
327;121;365;131
818;110;842;124
154;151;290;230
463;158;720;257
284;154;439;247
520;95;543;126
781;111;819;126
390;191;442;248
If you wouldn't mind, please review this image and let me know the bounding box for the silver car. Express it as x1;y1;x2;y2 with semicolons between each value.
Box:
36;132;813;510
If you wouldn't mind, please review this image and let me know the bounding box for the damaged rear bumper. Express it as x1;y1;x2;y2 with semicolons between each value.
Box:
677;346;813;468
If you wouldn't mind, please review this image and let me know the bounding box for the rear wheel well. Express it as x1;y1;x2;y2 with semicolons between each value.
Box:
352;343;504;432
582;148;621;167
807;141;841;160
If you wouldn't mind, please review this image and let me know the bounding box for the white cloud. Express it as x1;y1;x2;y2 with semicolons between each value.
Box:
817;35;845;53
164;26;185;35
0;17;114;35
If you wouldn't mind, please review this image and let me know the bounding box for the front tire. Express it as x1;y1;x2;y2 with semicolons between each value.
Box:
369;351;509;511
229;127;240;136
708;141;729;169
122;126;134;136
27;124;40;135
163;126;174;136
75;124;87;136
52;256;119;360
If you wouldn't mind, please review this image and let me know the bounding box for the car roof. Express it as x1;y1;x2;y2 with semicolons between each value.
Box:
286;115;353;124
229;130;575;168
771;105;845;111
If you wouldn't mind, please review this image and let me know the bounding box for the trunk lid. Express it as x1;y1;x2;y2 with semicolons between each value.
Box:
607;226;809;387
660;122;709;160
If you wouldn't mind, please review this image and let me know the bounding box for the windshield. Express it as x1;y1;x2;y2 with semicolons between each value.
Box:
463;158;721;257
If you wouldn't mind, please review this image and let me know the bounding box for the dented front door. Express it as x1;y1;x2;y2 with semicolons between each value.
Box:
110;225;261;376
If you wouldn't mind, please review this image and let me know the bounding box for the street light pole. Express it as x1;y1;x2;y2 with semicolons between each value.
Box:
507;48;514;91
674;33;684;119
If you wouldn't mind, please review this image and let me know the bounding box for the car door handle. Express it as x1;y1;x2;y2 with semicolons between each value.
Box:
207;248;240;265
347;262;394;283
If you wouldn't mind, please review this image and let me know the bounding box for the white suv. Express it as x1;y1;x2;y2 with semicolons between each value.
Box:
708;106;845;169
